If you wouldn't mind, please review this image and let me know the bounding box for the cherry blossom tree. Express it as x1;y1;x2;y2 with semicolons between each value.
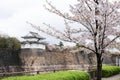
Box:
29;0;120;80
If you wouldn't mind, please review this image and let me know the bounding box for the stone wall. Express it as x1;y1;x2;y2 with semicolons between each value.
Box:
20;49;97;67
0;48;113;67
0;48;115;73
0;49;21;66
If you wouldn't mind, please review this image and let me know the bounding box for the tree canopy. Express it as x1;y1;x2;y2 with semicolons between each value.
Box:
0;36;21;50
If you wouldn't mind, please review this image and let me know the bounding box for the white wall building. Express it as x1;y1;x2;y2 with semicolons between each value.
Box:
21;31;47;49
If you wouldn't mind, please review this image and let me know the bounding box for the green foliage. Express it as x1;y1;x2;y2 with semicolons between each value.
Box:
7;37;21;50
0;36;8;48
76;43;80;48
102;65;120;77
59;41;64;47
1;71;90;80
0;36;21;50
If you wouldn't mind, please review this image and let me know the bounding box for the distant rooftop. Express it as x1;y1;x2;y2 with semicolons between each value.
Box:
21;31;47;45
22;31;45;41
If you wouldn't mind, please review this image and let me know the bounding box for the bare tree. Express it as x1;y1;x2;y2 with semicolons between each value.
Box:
28;0;120;80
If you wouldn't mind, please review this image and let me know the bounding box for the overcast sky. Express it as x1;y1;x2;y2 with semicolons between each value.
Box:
0;0;118;45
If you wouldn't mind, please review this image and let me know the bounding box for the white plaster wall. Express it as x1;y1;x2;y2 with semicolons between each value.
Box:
21;44;45;49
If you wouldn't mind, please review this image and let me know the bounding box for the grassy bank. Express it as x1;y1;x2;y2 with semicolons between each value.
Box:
1;71;90;80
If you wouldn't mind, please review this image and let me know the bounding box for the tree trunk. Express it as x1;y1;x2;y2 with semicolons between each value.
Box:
96;54;102;80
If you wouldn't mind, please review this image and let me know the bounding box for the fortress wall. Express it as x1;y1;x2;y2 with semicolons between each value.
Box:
0;49;20;66
20;49;95;66
0;48;115;73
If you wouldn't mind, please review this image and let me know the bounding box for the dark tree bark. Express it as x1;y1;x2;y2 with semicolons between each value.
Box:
96;54;102;80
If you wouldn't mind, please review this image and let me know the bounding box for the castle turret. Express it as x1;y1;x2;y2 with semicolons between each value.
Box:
21;31;47;49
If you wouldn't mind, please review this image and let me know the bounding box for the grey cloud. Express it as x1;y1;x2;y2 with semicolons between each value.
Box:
0;8;14;19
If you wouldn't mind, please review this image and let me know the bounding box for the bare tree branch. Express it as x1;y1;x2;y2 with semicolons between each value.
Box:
79;45;96;53
104;35;120;48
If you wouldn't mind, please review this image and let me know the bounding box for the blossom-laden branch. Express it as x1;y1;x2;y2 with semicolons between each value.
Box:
27;21;89;43
30;0;120;54
104;35;120;48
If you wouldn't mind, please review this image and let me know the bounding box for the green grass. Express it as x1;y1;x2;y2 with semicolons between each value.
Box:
1;71;90;80
102;65;120;77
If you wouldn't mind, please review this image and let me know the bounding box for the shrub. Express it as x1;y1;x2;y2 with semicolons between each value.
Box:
102;65;120;77
1;71;90;80
0;36;21;50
